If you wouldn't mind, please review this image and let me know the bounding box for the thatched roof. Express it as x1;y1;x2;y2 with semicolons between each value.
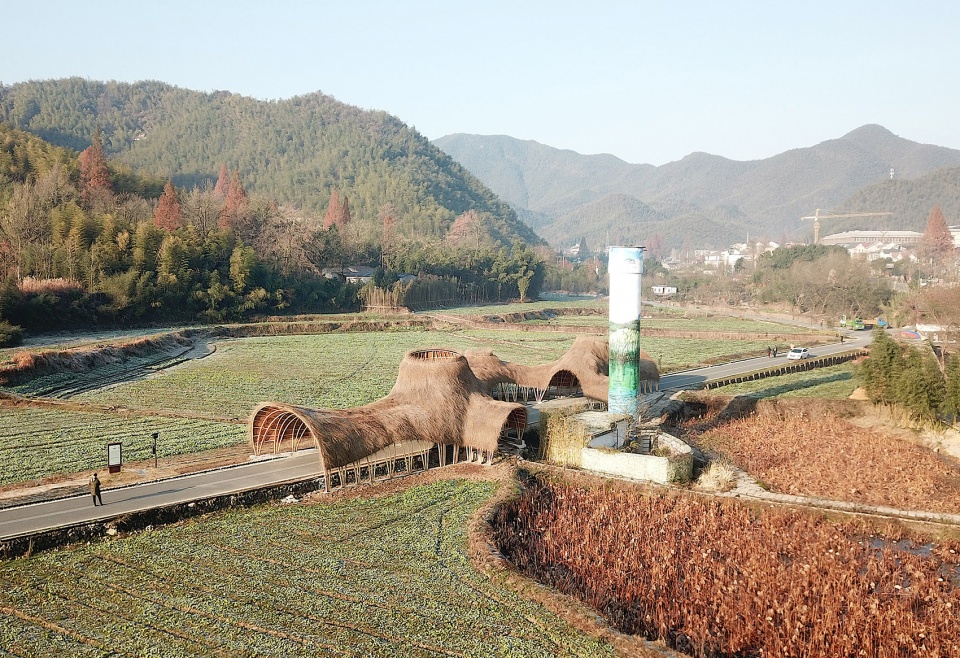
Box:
249;336;660;472
250;348;526;471
465;335;659;403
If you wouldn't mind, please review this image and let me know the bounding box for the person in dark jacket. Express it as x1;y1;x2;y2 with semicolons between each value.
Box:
90;472;103;506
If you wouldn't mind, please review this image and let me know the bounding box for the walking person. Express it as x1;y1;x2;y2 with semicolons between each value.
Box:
90;472;103;506
767;346;771;358
772;346;778;358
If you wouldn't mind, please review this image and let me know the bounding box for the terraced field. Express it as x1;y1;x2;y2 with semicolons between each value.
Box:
74;330;576;418
0;478;615;657
73;330;778;418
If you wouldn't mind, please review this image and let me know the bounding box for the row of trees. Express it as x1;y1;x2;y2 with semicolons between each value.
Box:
858;329;960;426
652;245;893;318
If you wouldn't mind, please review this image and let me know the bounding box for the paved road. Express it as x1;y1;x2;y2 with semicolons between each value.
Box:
0;330;875;541
0;450;321;540
660;331;873;391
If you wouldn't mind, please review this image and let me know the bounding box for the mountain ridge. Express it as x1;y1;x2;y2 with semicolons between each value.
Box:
434;126;960;250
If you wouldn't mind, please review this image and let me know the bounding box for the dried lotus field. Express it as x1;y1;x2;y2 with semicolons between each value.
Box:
0;478;616;658
492;471;960;658
686;397;960;514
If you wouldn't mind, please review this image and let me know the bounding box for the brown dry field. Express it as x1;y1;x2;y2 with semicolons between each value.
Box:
684;395;960;514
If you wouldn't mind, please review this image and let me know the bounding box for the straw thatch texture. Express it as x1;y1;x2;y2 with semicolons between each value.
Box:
249;348;526;472
465;335;660;402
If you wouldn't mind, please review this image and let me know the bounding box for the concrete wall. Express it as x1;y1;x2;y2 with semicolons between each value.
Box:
581;432;692;485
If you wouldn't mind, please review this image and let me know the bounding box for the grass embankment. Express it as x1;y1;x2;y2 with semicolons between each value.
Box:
707;362;857;399
684;396;960;514
0;477;615;658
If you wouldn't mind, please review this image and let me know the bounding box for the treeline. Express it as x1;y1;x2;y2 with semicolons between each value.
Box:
0;125;546;342
858;328;960;426
0;78;541;250
362;241;545;309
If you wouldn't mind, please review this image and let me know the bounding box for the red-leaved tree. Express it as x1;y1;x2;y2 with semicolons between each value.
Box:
214;164;230;199
78;128;112;207
323;189;351;230
154;181;183;230
219;169;248;231
920;205;955;261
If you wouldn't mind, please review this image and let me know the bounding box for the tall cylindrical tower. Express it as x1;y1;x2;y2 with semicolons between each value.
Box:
608;246;644;416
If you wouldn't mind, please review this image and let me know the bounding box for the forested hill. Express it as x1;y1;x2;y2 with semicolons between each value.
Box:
832;166;960;233
434;126;960;250
0;78;541;248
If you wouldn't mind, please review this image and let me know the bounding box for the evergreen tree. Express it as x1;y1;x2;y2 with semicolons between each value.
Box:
857;328;904;406
944;353;960;427
153;180;182;230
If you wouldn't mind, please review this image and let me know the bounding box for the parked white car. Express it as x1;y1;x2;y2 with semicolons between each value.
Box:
787;347;810;360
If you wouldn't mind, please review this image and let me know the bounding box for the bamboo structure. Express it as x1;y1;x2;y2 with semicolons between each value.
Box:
249;348;527;491
248;338;660;490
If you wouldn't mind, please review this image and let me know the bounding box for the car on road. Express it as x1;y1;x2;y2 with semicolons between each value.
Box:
787;347;810;360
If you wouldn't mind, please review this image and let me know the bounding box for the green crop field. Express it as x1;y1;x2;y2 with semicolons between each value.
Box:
73;331;777;418
436;298;606;316
708;362;859;399
74;330;579;419
0;407;245;485
538;315;819;335
0;479;614;657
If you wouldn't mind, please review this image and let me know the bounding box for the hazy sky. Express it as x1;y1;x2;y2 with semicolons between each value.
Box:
3;0;958;165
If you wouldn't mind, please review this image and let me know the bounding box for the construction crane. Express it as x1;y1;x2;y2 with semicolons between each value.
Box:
801;209;893;244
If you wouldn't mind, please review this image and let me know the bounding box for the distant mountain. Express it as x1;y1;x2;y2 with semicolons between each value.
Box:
0;78;542;249
434;125;960;250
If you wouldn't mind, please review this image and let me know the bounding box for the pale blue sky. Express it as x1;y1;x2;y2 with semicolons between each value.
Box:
2;0;958;165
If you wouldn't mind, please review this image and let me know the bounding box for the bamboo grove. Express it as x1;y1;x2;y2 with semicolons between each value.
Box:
492;472;960;657
857;328;960;426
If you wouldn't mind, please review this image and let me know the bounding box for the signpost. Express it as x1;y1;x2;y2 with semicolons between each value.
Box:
107;442;122;474
152;432;159;468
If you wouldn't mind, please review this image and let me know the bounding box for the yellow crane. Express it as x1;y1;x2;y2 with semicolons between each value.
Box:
801;209;893;244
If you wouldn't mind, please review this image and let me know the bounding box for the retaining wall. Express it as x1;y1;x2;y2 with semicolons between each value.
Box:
581;432;693;485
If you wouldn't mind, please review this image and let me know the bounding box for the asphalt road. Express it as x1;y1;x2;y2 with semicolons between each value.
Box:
0;450;322;540
659;331;873;391
0;330;875;541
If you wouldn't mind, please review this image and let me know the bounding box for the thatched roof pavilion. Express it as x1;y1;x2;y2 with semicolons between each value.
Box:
249;336;660;490
465;335;660;402
249;348;526;488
